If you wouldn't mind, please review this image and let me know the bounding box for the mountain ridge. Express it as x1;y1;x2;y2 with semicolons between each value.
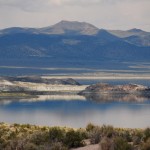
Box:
0;20;149;35
0;20;150;66
0;20;149;47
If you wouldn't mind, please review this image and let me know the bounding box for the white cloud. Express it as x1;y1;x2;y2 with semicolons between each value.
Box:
1;0;148;10
0;0;149;31
0;0;149;11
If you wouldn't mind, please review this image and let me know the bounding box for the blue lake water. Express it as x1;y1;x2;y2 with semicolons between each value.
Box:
0;79;150;128
0;100;150;128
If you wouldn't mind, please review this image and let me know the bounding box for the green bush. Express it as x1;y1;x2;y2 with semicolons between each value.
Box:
113;137;133;150
132;130;143;145
50;142;68;150
49;127;65;142
77;128;88;139
101;125;115;138
86;123;96;132
64;129;85;148
132;136;141;145
121;131;132;142
99;137;112;150
88;126;101;144
29;131;49;145
141;138;150;150
23;143;38;150
143;128;150;142
6;137;28;150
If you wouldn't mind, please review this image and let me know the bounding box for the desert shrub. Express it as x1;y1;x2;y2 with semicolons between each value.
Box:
132;130;143;144
0;138;7;150
6;131;48;150
49;127;65;142
50;142;68;150
77;128;88;139
9;131;18;139
29;131;49;145
113;137;133;150
21;124;32;129
143;128;150;142
23;142;38;150
101;125;115;138
88;126;101;144
86;123;96;132
141;138;150;150
41;126;48;131
64;129;85;148
122;131;132;143
132;136;141;145
13;123;20;127
99;137;113;150
6;137;28;150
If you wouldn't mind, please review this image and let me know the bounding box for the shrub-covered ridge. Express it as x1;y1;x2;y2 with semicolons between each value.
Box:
0;123;150;150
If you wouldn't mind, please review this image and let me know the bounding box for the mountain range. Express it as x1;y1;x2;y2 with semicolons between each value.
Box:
0;20;150;66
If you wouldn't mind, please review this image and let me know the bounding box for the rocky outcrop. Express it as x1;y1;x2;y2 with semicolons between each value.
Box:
80;83;150;102
81;83;150;93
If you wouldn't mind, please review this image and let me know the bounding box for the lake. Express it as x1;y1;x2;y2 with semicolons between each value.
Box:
0;79;150;128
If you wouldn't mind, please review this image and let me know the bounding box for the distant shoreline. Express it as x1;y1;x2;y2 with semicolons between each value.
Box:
1;65;150;80
43;75;150;80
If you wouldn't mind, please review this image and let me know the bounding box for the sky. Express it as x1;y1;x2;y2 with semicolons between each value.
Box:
0;0;149;31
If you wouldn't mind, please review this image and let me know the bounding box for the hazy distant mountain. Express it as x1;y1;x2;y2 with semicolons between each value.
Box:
39;20;99;35
107;28;150;46
108;28;149;38
0;27;38;35
0;20;150;65
0;20;99;35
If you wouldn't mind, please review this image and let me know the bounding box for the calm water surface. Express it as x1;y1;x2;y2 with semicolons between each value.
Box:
0;79;150;128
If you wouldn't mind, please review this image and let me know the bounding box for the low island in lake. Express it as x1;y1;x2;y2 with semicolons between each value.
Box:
80;83;150;102
0;76;150;103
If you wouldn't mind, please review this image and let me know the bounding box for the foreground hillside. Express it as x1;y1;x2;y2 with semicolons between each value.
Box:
0;123;150;150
